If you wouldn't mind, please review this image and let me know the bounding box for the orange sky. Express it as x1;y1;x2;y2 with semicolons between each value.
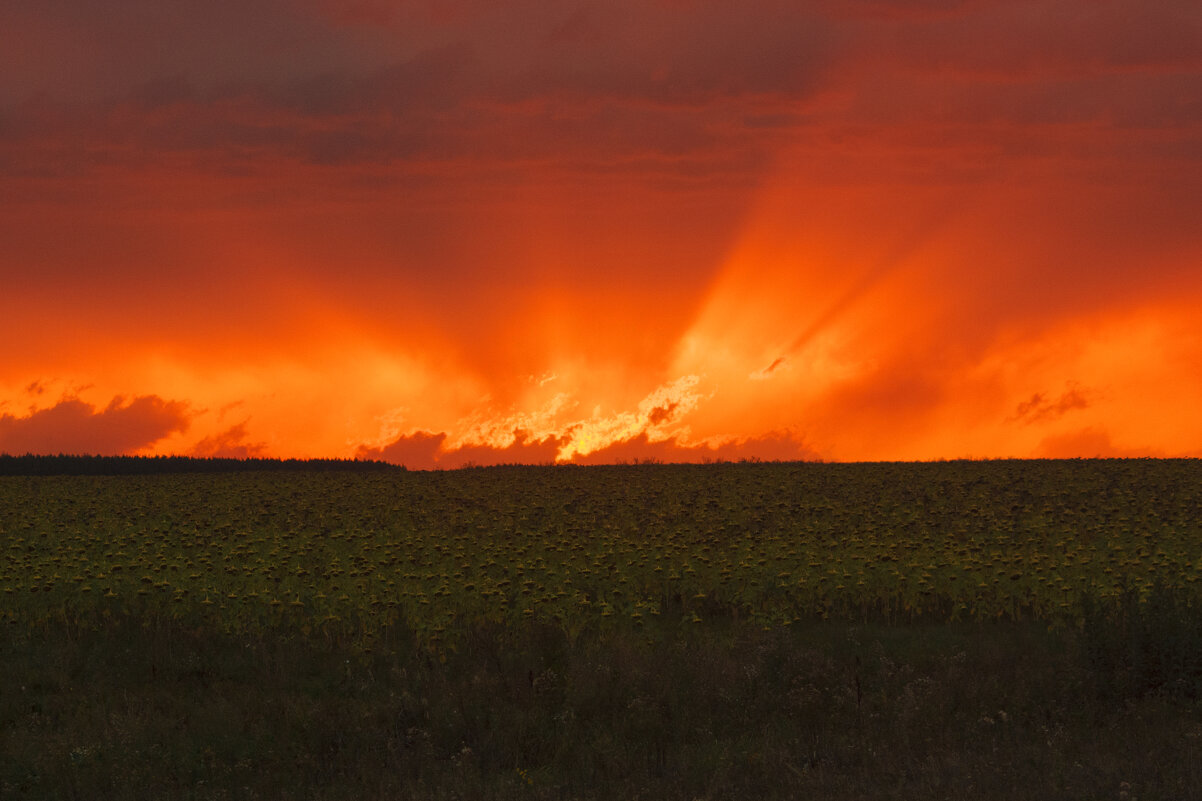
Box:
2;0;1200;465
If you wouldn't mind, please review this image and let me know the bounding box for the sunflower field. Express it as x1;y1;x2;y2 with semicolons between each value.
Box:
3;460;1200;648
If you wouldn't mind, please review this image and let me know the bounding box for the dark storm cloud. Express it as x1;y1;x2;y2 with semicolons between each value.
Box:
855;0;1202;76
519;2;837;105
0;1;838;176
5;0;1196;182
0;395;190;455
0;0;395;104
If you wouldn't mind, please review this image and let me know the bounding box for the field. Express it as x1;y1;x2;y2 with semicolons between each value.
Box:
3;459;1202;799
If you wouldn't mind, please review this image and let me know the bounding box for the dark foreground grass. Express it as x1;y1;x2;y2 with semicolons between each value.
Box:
4;615;1202;801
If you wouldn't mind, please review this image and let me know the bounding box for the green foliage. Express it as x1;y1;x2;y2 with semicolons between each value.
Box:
2;460;1201;646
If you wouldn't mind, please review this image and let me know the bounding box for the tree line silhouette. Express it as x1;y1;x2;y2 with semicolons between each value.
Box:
0;454;400;476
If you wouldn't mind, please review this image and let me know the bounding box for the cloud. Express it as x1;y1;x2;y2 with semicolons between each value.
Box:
5;0;1197;186
750;356;786;380
355;374;712;468
355;430;447;469
1033;426;1156;460
3;0;1201;465
189;420;268;459
437;430;566;468
645;401;680;427
0;1;840;181
354;428;563;469
0;395;190;456
554;375;704;460
357;426;818;467
853;0;1202;79
814;357;946;434
1010;382;1092;425
568;430;821;465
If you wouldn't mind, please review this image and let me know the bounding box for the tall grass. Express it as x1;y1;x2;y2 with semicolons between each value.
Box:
1079;581;1202;700
4;613;1202;800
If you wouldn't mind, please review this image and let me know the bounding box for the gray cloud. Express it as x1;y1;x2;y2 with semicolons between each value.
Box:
0;395;190;455
5;0;1196;181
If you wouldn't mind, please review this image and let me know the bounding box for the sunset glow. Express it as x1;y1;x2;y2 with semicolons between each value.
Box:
2;0;1200;464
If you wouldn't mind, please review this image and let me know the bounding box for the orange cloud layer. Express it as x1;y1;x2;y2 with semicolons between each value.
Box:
2;1;1199;463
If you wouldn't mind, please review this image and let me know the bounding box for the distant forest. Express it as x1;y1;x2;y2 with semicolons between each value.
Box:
0;454;400;476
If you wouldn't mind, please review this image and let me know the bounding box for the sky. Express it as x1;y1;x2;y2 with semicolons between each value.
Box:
2;0;1200;465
